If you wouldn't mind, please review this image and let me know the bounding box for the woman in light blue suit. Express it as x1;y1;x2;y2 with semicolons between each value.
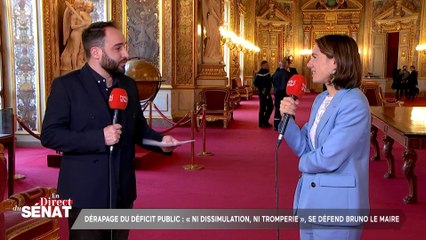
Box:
280;35;370;240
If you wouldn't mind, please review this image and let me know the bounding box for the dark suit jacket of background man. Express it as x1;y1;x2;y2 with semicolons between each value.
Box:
41;64;164;209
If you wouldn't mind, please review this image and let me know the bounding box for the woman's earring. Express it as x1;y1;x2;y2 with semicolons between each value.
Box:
329;69;336;85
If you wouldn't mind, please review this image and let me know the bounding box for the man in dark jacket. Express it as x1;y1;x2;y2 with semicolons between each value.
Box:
286;58;298;78
253;60;273;127
407;65;418;100
272;59;289;130
272;58;298;130
41;21;179;240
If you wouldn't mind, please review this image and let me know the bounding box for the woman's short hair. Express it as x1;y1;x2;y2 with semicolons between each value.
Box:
315;34;362;89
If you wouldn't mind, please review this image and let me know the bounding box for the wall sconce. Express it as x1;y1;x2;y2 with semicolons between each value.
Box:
416;44;426;54
299;49;312;58
219;26;260;53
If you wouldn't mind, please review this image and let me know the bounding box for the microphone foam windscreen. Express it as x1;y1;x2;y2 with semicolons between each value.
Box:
109;88;128;110
286;74;307;99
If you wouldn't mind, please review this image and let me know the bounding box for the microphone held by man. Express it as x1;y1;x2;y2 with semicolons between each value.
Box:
277;74;307;146
107;88;128;152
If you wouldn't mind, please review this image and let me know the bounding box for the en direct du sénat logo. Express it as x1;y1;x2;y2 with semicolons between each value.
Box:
15;193;73;218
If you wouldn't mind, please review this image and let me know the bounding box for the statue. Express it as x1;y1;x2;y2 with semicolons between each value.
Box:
60;0;93;75
202;0;222;64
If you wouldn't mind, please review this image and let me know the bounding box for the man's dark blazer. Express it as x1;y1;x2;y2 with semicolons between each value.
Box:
41;64;164;209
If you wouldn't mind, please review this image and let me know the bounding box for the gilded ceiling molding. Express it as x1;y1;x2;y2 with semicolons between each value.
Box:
301;0;362;43
373;0;419;32
301;0;362;27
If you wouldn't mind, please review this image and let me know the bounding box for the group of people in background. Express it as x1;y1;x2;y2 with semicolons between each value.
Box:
253;58;297;130
392;65;419;100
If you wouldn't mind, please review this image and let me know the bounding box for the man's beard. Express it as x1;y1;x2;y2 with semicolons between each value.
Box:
100;49;127;75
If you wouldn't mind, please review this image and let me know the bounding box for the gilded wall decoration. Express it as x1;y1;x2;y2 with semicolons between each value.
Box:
42;0;60;102
243;0;256;79
127;0;160;64
11;0;39;131
175;0;195;86
255;0;268;16
256;0;292;70
314;0;349;9
162;0;172;83
373;0;420;16
230;49;240;78
371;0;419;68
372;0;419;32
301;0;362;39
228;0;240;80
111;0;124;31
301;0;362;91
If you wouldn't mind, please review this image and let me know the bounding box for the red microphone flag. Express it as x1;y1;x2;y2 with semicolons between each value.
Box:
286;74;307;99
108;88;128;110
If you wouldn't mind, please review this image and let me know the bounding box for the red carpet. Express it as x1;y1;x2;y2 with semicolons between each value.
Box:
8;94;426;240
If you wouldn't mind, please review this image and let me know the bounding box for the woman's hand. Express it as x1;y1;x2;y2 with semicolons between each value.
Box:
280;97;299;117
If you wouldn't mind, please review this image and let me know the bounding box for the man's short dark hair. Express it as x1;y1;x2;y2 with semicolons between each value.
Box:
260;60;268;65
82;21;116;58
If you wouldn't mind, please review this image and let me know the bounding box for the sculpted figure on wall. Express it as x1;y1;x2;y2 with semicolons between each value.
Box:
202;0;222;64
60;0;93;75
127;1;160;62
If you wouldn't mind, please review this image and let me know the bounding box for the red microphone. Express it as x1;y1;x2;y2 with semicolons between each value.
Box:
277;74;307;145
109;88;128;124
108;88;128;151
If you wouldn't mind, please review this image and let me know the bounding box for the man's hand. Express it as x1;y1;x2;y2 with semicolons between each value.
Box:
104;124;122;146
161;135;179;152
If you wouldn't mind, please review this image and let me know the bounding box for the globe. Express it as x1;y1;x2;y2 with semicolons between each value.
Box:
125;58;162;104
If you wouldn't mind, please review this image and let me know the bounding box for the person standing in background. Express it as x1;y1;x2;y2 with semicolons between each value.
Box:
254;60;273;128
391;65;401;99
286;57;298;78
41;21;179;240
399;65;410;99
407;65;418;100
280;34;370;240
272;59;290;130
